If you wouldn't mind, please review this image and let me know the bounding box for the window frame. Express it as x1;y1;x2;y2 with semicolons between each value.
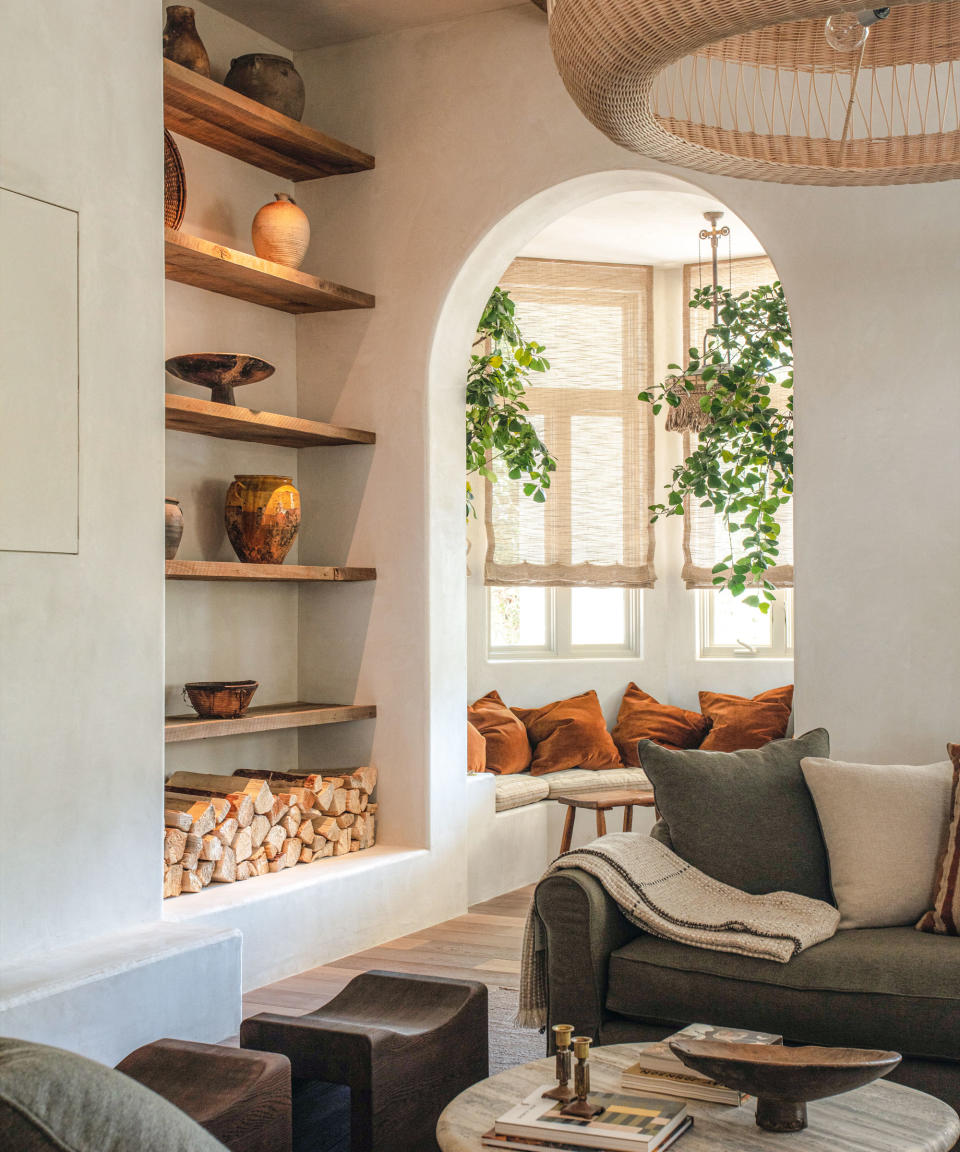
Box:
486;586;644;662
697;588;794;660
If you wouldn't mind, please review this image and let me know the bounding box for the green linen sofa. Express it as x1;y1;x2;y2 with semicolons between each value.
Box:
535;865;960;1118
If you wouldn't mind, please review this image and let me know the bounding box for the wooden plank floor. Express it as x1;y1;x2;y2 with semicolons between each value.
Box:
241;885;534;1021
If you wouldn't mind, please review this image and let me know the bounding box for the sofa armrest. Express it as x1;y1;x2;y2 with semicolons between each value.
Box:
535;869;638;1048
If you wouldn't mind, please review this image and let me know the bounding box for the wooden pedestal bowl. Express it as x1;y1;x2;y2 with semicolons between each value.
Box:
165;354;275;406
183;681;259;720
669;1039;902;1133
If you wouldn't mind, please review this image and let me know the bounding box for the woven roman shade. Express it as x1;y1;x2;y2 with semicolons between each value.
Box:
681;256;794;589
485;258;656;588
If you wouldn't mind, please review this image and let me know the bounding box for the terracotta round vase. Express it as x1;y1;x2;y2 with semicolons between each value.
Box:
162;6;210;77
224;475;300;564
224;54;305;120
165;498;184;560
251;193;310;269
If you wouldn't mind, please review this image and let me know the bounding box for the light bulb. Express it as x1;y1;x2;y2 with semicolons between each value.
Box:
824;12;870;52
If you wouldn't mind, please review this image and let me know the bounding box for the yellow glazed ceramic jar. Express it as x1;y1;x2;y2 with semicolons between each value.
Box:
224;475;300;564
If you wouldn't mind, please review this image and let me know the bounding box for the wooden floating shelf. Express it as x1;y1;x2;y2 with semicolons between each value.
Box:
165;702;377;743
163;59;375;181
165;228;375;315
166;560;376;582
165;393;375;448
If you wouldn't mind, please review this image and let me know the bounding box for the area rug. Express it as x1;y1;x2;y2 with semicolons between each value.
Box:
488;984;545;1074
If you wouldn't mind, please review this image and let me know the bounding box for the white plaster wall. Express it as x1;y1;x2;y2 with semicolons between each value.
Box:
0;0;164;961
291;0;959;902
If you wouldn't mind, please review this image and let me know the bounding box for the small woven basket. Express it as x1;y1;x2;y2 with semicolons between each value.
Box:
183;680;258;719
164;130;186;229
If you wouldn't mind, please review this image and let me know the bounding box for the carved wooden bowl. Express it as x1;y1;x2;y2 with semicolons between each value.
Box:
669;1039;902;1133
165;354;275;406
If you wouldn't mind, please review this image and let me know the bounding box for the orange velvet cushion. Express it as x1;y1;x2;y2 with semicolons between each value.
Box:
612;683;712;766
467;690;531;775
467;721;487;774
513;689;622;776
698;685;794;752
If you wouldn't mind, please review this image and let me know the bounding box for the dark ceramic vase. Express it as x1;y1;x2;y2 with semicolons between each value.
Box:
163;6;210;77
224;54;305;120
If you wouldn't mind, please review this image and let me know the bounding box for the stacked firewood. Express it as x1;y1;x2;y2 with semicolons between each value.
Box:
162;766;378;898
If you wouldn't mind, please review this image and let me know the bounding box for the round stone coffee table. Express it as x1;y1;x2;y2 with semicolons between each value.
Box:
437;1043;960;1152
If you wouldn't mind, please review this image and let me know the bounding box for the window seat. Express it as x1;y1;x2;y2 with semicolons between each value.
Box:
493;766;649;813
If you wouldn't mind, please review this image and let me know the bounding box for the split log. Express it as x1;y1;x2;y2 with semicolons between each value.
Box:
250;845;266;862
212;845;236;883
263;824;286;860
297;818;315;845
166;773;274;816
299;846;314;864
250;814;270;848
267;794;290;825
163;796;216;837
164;809;192;832
197;859;215;886
333;828;351;856
279;788;315;812
280;807;301;838
322;788;347;817
236;860;256;882
362;814;376;850
336;813;355;829
214;817;239;847
225;792;255;828
367;803;378;814
318;839;335;859
349;842;359;852
163;864;183;898
282;838;302;869
313;816;339;841
352;765;378;795
231;825;253;863
196;834;220;863
185;832;202;856
181;869;204;894
359;795;369;812
312;780;336;811
350;815;366;841
345;790;362;814
180;849;199;872
268;856;287;873
164;828;187;865
253;855;269;876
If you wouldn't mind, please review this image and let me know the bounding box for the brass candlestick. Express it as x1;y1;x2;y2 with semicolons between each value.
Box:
560;1036;603;1119
543;1024;575;1102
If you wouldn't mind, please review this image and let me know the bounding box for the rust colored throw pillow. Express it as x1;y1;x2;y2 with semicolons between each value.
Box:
513;690;622;776
467;721;487;774
467;690;531;775
698;685;794;753
917;744;960;935
612;683;712;766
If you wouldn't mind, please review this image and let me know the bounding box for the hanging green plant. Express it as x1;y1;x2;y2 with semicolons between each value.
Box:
638;281;793;612
465;287;556;518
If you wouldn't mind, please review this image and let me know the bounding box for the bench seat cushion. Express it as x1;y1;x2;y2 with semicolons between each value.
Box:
544;767;649;798
494;774;551;812
606;926;960;1061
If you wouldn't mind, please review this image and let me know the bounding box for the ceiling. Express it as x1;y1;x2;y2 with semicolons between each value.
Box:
520;191;766;269
201;0;532;51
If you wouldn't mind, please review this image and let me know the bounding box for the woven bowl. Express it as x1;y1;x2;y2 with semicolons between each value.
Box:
183;680;258;719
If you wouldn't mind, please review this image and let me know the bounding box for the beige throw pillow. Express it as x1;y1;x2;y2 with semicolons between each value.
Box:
801;756;953;928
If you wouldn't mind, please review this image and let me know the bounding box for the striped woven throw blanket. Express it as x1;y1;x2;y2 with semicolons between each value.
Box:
517;832;840;1029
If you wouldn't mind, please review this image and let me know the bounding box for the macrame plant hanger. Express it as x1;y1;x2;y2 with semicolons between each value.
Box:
665;210;730;434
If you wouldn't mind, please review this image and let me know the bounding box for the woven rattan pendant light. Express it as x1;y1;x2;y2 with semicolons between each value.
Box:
543;0;960;185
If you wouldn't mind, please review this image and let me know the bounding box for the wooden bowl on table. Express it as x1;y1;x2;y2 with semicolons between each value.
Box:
669;1039;902;1133
183;680;258;720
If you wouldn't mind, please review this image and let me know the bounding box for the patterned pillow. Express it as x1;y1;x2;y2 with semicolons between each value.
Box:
917;743;960;935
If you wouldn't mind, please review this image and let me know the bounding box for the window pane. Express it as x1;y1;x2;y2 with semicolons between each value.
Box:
571;587;627;646
570;414;623;566
710;591;772;649
489;587;547;648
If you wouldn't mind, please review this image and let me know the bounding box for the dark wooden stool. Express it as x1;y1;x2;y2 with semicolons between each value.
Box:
116;1037;292;1152
241;969;488;1152
553;787;657;854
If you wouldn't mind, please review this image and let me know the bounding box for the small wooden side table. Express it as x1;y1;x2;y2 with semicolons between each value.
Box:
552;787;656;853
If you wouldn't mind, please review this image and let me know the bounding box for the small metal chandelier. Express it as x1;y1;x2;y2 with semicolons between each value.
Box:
664;211;730;435
541;0;960;186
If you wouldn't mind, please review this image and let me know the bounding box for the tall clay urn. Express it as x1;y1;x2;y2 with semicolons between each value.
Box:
162;6;210;77
225;475;300;564
252;193;310;269
165;499;184;560
224;53;305;119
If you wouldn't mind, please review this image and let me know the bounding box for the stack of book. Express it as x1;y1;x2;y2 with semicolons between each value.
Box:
483;1087;692;1152
620;1024;782;1105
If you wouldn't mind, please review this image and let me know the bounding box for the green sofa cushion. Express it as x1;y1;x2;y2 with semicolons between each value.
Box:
606;927;960;1061
638;728;832;901
0;1037;228;1151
